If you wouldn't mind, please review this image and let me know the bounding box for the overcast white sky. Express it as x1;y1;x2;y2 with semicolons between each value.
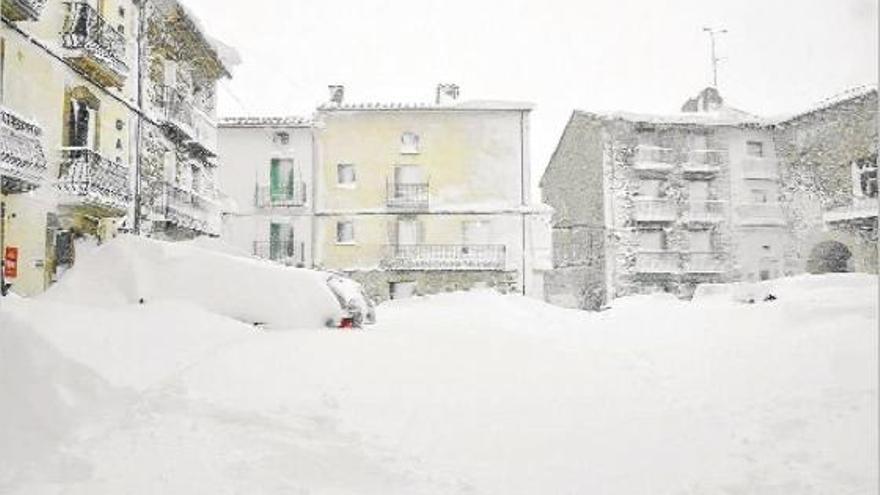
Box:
186;0;878;180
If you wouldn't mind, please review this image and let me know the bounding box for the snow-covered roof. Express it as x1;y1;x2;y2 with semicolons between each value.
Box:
219;116;313;128
774;85;878;125
580;105;770;127
317;99;535;112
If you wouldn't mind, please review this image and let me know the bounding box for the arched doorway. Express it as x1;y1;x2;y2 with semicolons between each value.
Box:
807;241;853;274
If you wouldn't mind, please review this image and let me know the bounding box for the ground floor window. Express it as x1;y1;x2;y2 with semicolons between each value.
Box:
389;281;417;300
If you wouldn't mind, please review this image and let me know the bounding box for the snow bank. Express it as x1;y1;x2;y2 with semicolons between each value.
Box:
42;236;342;329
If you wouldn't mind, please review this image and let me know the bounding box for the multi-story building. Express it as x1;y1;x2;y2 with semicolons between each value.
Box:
217;84;552;301
775;86;878;274
218;116;314;266
0;0;231;296
542;87;792;309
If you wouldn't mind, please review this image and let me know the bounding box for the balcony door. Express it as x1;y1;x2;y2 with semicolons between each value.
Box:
394;165;424;185
396;219;422;246
69;99;97;151
269;222;294;261
270;158;296;201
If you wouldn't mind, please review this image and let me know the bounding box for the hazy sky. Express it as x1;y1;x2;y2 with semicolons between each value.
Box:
185;0;878;179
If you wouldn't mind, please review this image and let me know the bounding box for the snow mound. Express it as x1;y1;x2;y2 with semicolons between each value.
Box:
42;236;341;329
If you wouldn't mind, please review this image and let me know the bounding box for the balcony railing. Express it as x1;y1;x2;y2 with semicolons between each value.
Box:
684;200;725;223
158;85;195;140
255;184;307;208
683;252;725;273
742;158;778;180
253;240;303;265
151;181;218;235
736;203;785;226
632;198;677;222
1;106;47;191
58;147;131;213
633;145;676;171
62;2;128;87
684;149;724;174
387;181;429;209
634;251;680;273
824;196;879;223
2;0;46;22
188;108;219;157
382;244;506;271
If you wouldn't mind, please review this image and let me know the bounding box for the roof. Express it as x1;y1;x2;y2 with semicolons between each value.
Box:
162;0;240;78
317;99;535;112
577;105;770;127
774;85;878;125
219;116;313;128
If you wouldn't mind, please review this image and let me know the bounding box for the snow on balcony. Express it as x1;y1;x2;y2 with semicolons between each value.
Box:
634;251;680;274
188;108;219;157
736;203;786;226
151;181;219;235
382;244;506;271
683;149;724;175
684;200;725;223
2;0;46;22
632;198;677;222
159;85;195;141
0;105;47;192
255;183;307;208
824;196;878;223
633;145;676;172
61;1;129;88
683;252;725;274
57;147;131;214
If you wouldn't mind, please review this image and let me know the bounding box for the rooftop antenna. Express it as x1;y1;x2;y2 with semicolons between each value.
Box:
702;27;727;88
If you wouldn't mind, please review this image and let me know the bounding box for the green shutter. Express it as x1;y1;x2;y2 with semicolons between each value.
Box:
269;159;282;200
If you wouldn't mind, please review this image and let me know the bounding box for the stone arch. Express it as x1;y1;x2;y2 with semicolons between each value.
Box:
806;240;853;274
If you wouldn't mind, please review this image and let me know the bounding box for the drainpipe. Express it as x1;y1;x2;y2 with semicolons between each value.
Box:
0;200;6;297
132;0;146;235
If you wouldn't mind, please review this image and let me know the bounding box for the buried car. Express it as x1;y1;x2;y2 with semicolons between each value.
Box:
42;235;375;329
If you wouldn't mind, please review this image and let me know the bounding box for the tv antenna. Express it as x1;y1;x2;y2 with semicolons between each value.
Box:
702;27;727;88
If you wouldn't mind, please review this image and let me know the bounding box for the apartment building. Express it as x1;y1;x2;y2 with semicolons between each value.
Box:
218;84;552;301
0;0;231;296
217;116;314;266
542;87;792;309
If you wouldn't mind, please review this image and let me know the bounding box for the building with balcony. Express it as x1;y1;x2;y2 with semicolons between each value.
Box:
0;0;233;295
541;87;791;310
217;116;314;267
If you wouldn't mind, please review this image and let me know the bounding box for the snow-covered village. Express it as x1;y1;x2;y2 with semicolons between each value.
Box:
0;0;877;493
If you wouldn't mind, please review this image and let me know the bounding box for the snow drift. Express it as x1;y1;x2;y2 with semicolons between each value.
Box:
42;235;342;329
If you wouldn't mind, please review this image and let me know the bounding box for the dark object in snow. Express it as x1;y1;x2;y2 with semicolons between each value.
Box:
138;298;145;304
764;294;777;302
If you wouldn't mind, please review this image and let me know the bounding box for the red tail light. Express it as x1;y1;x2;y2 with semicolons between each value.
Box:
339;317;355;329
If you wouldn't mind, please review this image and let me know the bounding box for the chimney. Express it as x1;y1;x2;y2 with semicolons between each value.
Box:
681;87;724;113
328;85;345;105
435;83;460;105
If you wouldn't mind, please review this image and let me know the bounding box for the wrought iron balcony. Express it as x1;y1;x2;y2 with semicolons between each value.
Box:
187;108;219;157
2;0;46;22
1;106;47;192
387;181;429;209
741;158;778;180
62;1;128;88
150;181;218;235
634;251;680;274
684;149;724;174
684;200;725;223
633;145;676;172
682;252;725;274
632;198;677;222
158;85;195;140
253;241;303;265
255;183;307;208
58;148;131;213
736;203;786;226
382;244;506;271
824;196;878;223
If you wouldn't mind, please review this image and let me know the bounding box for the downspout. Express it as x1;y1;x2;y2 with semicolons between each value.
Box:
520;110;526;295
133;0;146;235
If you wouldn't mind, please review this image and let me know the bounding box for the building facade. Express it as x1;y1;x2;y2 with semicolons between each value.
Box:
218;84;552;302
542;88;797;310
0;0;230;296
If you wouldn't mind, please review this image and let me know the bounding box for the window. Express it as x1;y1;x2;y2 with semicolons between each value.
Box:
397;219;422;246
69;98;98;150
638;230;666;251
637;179;664;198
401;132;420;154
270;158;296;200
337;164;356;185
273;131;290;145
853;156;878;198
746;141;764;157
269;223;295;261
751;189;769;203
336;220;355;244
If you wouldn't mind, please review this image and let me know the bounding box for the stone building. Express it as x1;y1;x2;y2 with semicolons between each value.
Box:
0;0;232;296
542;88;792;309
775;87;878;274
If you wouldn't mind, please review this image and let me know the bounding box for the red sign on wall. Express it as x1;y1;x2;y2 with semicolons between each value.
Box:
4;247;18;279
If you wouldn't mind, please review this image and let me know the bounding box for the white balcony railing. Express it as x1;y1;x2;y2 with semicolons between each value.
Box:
741;158;778;180
632;198;677;222
382;244;506;271
736;203;785;226
57;147;131;213
387;180;429;209
188;107;219;157
634;251;680;273
152;181;219;235
683;252;725;273
633;145;676;171
824;196;879;223
1;106;47;191
2;0;46;22
684;200;725;223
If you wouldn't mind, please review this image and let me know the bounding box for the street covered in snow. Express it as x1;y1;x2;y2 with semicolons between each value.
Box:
0;238;877;494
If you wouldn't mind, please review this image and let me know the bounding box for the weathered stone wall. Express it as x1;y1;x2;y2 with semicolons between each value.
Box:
345;269;519;303
775;91;878;273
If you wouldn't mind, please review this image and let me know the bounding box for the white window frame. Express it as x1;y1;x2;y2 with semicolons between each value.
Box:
336;220;355;245
337;163;356;187
400;131;421;154
746;140;764;158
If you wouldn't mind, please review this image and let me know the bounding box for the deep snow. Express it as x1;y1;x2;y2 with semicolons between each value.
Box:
0;248;876;493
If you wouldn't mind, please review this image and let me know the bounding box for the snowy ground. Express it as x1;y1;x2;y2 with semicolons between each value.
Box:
0;254;877;493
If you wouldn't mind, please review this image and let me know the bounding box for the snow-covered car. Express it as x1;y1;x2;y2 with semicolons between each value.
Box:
41;236;376;330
